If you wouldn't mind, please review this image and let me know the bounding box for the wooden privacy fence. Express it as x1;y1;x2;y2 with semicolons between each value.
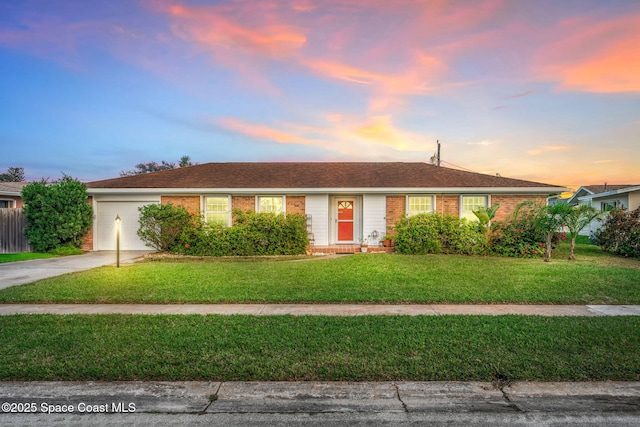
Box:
0;208;31;253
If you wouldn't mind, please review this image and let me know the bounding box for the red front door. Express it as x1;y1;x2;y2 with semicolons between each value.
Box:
337;200;354;241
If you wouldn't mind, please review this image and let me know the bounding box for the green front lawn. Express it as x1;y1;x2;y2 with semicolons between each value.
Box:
0;315;637;381
0;243;638;304
0;253;55;263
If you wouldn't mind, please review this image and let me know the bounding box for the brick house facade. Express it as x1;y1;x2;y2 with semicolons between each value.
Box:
85;163;565;251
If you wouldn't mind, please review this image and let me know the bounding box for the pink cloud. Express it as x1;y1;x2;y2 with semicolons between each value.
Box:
168;4;307;59
151;0;495;111
539;14;640;93
352;115;413;149
217;117;310;145
216;113;433;157
0;18;111;69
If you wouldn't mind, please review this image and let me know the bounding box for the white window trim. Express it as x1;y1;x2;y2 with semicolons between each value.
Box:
256;195;286;214
406;195;436;216
459;195;490;220
0;199;17;208
202;195;231;226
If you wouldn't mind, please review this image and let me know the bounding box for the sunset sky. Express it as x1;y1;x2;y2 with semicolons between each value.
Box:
1;0;638;191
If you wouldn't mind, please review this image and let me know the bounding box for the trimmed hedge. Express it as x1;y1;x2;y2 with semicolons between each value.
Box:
394;209;553;258
179;210;308;256
137;203;194;252
138;205;309;256
394;213;485;255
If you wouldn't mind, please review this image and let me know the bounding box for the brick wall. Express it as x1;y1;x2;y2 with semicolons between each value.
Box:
286;196;305;215
232;196;256;212
385;196;405;233
436;195;459;216
2;196;24;208
161;195;201;214
384;194;550;230
231;196;255;224
491;195;547;222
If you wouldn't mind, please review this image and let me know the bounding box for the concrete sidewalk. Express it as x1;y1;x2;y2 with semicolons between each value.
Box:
0;381;638;426
1;303;639;316
0;251;150;290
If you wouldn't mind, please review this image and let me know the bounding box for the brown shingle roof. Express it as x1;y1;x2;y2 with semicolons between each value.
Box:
0;182;28;193
584;185;638;194
86;162;563;190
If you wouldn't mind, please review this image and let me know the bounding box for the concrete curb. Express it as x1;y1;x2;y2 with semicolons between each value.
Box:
1;381;638;426
0;381;638;414
0;303;639;316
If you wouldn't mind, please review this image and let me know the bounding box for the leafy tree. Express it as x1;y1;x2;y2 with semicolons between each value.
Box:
0;167;25;182
22;176;93;252
179;155;193;168
120;155;195;177
565;205;603;260
514;201;572;262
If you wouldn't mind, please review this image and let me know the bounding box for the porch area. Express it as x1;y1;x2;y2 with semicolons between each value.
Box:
307;245;395;255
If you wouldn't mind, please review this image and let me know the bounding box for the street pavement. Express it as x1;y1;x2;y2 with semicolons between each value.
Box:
0;381;638;426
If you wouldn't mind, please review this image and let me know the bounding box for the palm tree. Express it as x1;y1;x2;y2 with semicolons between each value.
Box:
473;204;500;241
515;201;573;262
565;205;602;260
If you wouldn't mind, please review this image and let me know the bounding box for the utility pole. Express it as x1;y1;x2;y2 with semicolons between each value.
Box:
431;140;441;166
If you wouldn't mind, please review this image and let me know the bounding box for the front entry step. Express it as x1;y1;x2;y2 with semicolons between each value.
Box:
307;245;394;255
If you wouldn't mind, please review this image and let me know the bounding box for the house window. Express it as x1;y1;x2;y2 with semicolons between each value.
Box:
407;196;434;215
258;196;284;214
204;196;230;226
461;195;488;221
0;200;13;208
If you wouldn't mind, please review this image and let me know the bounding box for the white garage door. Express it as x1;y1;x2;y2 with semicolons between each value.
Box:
96;201;158;250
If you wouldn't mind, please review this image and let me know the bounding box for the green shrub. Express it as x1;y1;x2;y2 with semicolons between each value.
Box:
22;176;93;252
49;244;84;256
596;208;640;258
137;203;195;252
488;216;546;258
394;213;485;255
177;210;309;256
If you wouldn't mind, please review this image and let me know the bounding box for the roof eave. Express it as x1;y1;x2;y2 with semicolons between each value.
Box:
87;186;566;195
578;185;640;201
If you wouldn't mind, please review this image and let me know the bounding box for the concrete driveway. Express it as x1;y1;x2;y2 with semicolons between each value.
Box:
0;251;150;290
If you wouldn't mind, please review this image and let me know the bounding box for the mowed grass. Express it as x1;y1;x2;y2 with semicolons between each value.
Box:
0;243;638;304
0;252;54;263
0;314;638;382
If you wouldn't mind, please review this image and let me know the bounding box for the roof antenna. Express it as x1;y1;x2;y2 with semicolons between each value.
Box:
430;140;441;166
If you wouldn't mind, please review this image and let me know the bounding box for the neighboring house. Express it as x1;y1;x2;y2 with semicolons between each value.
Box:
84;162;566;251
0;182;27;208
566;184;640;235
